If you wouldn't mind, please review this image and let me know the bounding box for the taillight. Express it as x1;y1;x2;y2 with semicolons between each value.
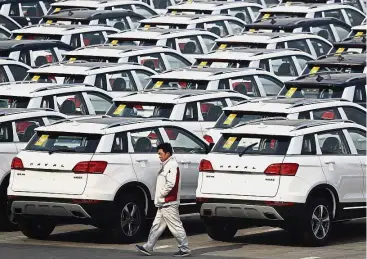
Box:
264;163;299;176
199;159;214;172
203;134;214;144
72;161;108;174
11;157;24;170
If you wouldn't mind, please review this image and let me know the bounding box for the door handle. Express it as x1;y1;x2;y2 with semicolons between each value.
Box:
136;159;148;162
324;161;335;165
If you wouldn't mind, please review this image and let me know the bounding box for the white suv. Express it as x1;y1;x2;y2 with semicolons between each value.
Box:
197;118;366;246
0;108;66;230
8;117;211;242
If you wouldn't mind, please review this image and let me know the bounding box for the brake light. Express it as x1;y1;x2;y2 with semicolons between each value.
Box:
72;161;108;174
264;163;299;176
203;134;214;144
199;159;214;172
11;157;24;170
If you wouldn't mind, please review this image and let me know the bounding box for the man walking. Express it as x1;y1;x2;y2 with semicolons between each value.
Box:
136;143;191;257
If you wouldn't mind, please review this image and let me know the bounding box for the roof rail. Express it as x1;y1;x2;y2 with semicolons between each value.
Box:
37;60;90;68
0;80;40;87
292;119;355;131
291;70;343;81
47;7;91;14
0;108;56;116
101;119;147;130
49;115;111;125
233;116;288;128
289;98;339;108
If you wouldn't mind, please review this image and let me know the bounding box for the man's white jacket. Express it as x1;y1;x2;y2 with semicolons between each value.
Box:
154;156;181;207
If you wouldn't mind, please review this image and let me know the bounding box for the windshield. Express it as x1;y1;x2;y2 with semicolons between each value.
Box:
26;132;101;153
107;102;174;118
303;64;365;74
0;96;30;108
13;33;62;41
257;12;306;20
145;79;209;90
25;73;86;83
211;42;268;51
213;134;291;155
279;85;344;99
195;59;250;68
215;111;287;129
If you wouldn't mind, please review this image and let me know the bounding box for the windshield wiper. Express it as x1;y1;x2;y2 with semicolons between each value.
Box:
49;148;76;155
239;142;258;157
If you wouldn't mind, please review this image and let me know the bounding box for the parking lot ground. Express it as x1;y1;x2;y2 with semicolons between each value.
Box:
0;215;365;259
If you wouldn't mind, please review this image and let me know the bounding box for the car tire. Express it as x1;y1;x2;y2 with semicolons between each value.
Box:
300;197;332;246
18;218;55;239
0;177;17;231
204;219;237;241
112;194;146;243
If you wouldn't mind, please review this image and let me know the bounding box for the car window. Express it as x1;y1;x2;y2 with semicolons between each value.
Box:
0;66;8;83
107;71;137;92
132;54;165;73
85;92;112;115
228;8;252;24
31;49;56;67
324;9;346;23
0;122;13;142
152;0;171;9
344;8;364;26
135;70;153;88
19;50;31;66
203;21;228;37
227;20;244;35
164;52;191;70
310;25;335;42
70;34;81;48
257;75;283;96
9;3;20;16
130;128;163;153
333;24;350;40
82;31;105;46
14;117;44;142
183;102;198;121
133;4;156;17
201;35;217;51
294;55;312;71
301;134;316;155
347;128;366;155
312;108;341;120
21;2;43;17
287;39;311;55
317;130;350;155
56;93;88;115
259;59;270;71
129;15;142;29
343;106;366;126
270;56;298;77
298;111;311;119
176;36;203;55
41;96;54;109
353;84;366;104
163;127;206;154
199;99;226;122
310;39;331;57
229;75;260;97
111;132;128;153
7;64;28;81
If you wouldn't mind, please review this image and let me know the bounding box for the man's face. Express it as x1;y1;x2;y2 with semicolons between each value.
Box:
158;149;170;162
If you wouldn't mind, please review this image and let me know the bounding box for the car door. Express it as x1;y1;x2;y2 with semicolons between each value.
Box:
198;98;228;134
316;129;364;204
129;127;163;197
0;122;17;179
13;116;45;152
160;126;208;202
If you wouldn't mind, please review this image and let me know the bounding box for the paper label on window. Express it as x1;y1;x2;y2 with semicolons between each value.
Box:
68;57;76;63
198;61;207;67
355;31;364;37
113;104;126;115
262;13;270;19
144;24;150;30
249;29;256;32
111;40;118;45
285;87;297;97
35;135;49;146
223;137;237;149
46;20;52;24
171;10;177;14
285;1;291;5
223;113;237;125
31;75;40;81
218;44;227;50
15;35;22;40
335;47;344;54
54;7;61;13
310;66;320;74
153;81;163;89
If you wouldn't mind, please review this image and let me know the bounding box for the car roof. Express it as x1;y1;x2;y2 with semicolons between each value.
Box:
43;9;145;21
285;72;366;87
260;3;352;13
333;36;366;49
112;89;247;104
51;0;152;8
246;17;350;30
0;57;30;66
108;28;218;40
0;108;65;122
0;40;73;50
168;1;262;10
308;53;366;66
140;14;242;25
12;24;118;35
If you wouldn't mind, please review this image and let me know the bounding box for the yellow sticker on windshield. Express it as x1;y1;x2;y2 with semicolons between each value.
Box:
153;81;163;89
285;87;297;97
335;47;345;54
54;7;61;13
262;13;270;19
285;1;291;5
223;113;237;125
198;61;207;67
35;135;49;146
68;57;76;63
310;66;320;74
144;24;150;30
171;10;177;14
15;35;22;40
355;31;364;37
111;39;118;45
31;75;40;81
223;137;237;149
46;20;52;24
113;104;126;115
249;28;256;32
218;44;227;50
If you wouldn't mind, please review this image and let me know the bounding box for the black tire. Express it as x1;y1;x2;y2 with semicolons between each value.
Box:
112;193;146;243
300;198;332;246
204;218;237;242
0;177;17;231
18;218;55;239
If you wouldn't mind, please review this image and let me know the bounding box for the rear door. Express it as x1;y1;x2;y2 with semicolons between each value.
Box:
0;122;17;179
198;98;227;135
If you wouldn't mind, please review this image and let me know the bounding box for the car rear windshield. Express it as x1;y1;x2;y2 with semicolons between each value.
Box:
25;73;86;83
279;85;344;99
212;42;268;50
107;102;174;118
213;134;291;155
195;59;250;69
13;33;62;40
258;12;306;19
0;96;30;108
215;111;287;129
63;55;120;63
145;79;209;90
26;132;101;153
303;64;365;74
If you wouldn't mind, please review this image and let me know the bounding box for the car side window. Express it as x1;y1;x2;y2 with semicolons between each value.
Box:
0;122;13;142
164;52;191;70
19;50;31;66
301;134;316;155
31;48;56;67
107;71;137;92
82;31;104;46
95;74;108;91
134;54;165;73
270;56;297;77
343;106;366;126
133;4;156;17
310;39;331;57
310;25;335;42
333;24;350;40
201;35;217;51
353;84;366;104
111;132;128;153
183;102;198;121
21;2;43;17
9;3;20;16
257;75;283;96
85;92;113;115
347;128;366;155
312;108;341;120
203;21;228;37
41;96;54;109
0;66;8;83
228;8;252;23
70;34;81;48
227;20;245;35
7;64;28;81
230;75;260;97
317;130;350;155
298;111;311;119
129;15;142;29
287;39;311;55
324;9;346;23
130;128;163;153
294;55;313;71
259;59;270;72
344;8;364;26
135;70;153;88
56;93;87;115
163;127;206;154
176;36;203;54
199;99;226;122
14;117;44;142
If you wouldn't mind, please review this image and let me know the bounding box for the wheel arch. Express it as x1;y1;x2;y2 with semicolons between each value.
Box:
306;184;339;219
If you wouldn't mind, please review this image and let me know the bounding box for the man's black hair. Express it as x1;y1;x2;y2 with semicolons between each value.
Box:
157;142;173;155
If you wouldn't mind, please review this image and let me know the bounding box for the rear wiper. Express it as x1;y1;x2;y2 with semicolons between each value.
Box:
49;148;75;155
239;142;258;157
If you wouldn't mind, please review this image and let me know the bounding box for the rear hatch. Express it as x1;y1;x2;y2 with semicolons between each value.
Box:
200;133;292;197
11;132;102;195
